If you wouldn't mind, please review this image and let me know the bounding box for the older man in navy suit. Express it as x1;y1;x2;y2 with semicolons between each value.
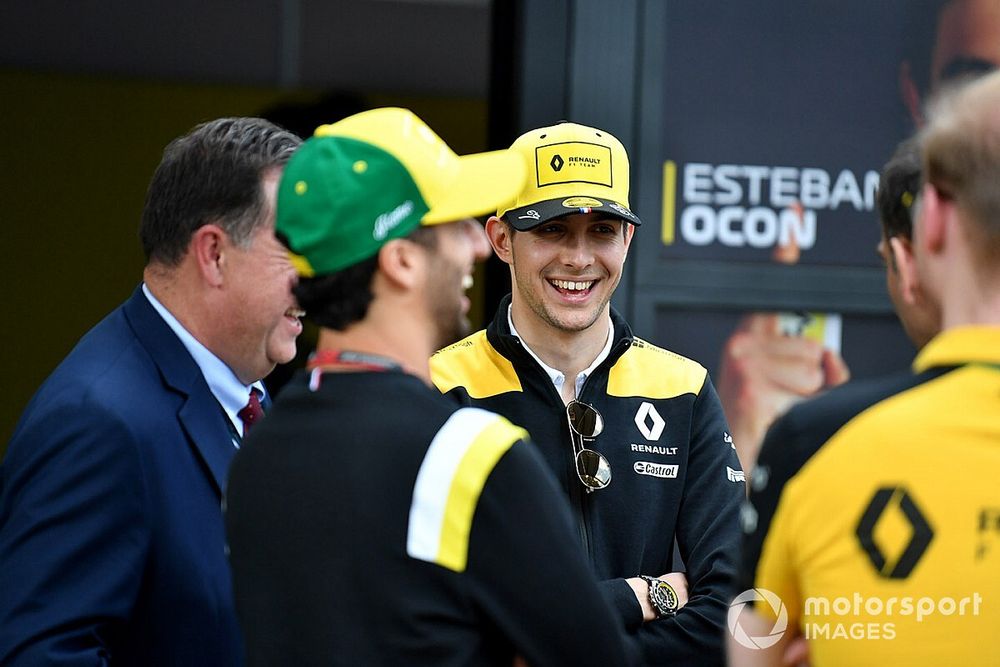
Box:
0;118;302;665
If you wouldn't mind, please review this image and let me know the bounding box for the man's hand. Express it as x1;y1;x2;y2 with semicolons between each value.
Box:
717;313;849;473
782;635;810;667
726;607;795;667
627;572;689;622
718;223;850;475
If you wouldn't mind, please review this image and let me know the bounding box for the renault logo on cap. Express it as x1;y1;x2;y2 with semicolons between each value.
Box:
535;142;614;188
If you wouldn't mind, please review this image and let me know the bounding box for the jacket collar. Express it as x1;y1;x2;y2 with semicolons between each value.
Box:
141;283;265;437
122;286;236;495
914;325;1000;373
486;293;634;372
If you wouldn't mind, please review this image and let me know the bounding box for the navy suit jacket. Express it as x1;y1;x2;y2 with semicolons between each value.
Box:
0;287;244;666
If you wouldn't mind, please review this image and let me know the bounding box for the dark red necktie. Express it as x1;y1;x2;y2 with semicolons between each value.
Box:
237;389;264;436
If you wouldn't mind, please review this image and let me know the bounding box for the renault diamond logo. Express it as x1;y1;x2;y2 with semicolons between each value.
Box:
856;486;933;579
634;402;665;440
550;154;564;171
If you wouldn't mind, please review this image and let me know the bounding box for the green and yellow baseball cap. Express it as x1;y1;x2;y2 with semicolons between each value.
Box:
277;107;527;276
497;121;641;231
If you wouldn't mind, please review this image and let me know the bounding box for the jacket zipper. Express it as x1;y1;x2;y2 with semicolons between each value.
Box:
507;330;631;562
513;337;593;556
574;338;631;562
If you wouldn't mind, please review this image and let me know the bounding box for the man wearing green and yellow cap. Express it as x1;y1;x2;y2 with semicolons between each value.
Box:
431;121;744;665
224;108;637;666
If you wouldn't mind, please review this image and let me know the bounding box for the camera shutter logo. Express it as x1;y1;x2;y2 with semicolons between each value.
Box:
728;588;788;650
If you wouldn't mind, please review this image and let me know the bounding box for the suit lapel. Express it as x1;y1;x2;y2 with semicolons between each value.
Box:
176;394;237;494
123;287;236;495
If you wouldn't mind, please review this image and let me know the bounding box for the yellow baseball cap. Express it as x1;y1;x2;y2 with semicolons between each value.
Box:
277;108;527;275
496;121;642;230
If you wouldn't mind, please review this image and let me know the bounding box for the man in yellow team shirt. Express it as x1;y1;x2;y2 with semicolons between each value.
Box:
730;70;1000;666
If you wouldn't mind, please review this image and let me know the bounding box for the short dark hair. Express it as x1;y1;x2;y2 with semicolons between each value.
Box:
140;117;301;266
876;136;922;241
292;226;438;331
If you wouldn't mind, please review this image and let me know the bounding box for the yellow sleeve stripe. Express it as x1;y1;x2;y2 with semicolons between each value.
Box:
430;330;522;398
437;417;525;571
406;408;527;572
607;338;707;399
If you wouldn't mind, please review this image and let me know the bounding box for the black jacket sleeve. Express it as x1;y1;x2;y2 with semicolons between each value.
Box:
631;377;744;666
466;439;640;667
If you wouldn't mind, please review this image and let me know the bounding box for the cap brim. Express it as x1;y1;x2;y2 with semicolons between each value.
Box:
421;150;527;225
503;197;642;231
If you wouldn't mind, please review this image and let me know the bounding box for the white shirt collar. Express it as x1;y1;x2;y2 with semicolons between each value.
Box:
142;283;265;440
507;305;614;399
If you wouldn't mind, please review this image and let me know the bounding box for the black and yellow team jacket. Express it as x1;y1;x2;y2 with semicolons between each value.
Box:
226;368;638;667
740;326;1000;666
430;296;746;666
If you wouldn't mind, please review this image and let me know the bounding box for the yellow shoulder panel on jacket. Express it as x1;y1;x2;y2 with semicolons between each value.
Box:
429;330;523;398
607;337;707;399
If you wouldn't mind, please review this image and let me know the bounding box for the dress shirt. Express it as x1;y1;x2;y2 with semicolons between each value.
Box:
507;305;614;400
142;283;265;442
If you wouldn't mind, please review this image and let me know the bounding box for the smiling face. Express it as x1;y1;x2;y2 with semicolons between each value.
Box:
490;212;633;336
423;218;491;349
218;170;305;383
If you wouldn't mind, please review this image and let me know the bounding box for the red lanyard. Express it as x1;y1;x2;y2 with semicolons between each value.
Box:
306;350;402;390
308;349;402;372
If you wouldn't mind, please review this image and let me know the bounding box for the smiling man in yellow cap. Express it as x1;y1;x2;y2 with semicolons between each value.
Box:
431;121;745;666
224;108;637;666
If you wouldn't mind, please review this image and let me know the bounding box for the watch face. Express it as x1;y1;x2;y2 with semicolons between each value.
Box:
653;581;678;613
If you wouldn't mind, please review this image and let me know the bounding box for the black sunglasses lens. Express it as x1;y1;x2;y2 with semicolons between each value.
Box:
567;401;603;438
577;449;611;489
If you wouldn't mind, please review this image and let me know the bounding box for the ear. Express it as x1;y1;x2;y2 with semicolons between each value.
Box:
889;235;921;306
485;216;514;265
189;224;227;287
376;238;426;291
918;182;948;255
